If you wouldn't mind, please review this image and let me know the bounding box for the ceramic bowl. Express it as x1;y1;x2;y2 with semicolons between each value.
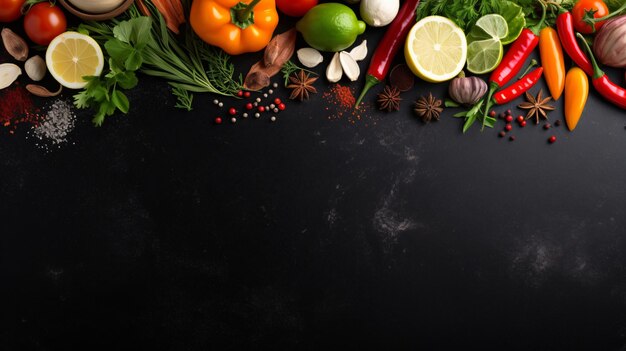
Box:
59;0;134;21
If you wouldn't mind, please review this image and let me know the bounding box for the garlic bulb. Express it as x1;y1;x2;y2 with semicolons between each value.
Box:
360;0;399;27
448;72;487;105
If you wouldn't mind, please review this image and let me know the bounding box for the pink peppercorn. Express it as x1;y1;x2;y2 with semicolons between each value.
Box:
215;117;222;124
505;124;512;131
229;107;237;115
548;136;556;143
278;103;286;111
505;115;513;123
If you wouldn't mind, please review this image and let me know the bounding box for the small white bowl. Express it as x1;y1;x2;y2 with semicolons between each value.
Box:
67;0;126;14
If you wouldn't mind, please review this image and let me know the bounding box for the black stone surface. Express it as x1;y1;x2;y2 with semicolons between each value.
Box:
3;6;626;351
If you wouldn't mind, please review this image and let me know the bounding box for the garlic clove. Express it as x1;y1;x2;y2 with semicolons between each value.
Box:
1;28;29;62
0;63;22;90
25;55;47;82
349;40;368;61
326;52;343;83
339;51;360;81
297;47;324;68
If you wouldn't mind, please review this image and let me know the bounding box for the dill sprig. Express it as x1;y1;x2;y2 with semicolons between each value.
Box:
172;86;193;111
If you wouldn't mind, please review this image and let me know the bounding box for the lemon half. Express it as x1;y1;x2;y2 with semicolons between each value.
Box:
404;16;467;83
46;31;104;89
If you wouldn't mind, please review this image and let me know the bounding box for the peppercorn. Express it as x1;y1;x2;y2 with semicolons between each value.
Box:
555;120;561;127
243;91;251;98
245;103;253;110
270;116;277;122
231;117;237;123
237;90;243;97
278;103;286;111
520;120;527;127
548;136;556;143
490;110;496;117
274;98;281;105
229;107;237;115
258;106;265;112
506;109;512;115
505;115;513;123
509;136;516;141
505;124;512;131
516;115;524;123
499;131;506;138
543;123;551;130
215;117;222;124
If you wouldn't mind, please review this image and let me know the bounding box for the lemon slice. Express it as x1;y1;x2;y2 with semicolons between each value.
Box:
46;31;104;89
404;16;467;83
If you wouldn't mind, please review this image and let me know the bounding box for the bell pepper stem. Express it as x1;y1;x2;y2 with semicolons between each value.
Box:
355;74;380;108
232;0;262;28
576;32;604;79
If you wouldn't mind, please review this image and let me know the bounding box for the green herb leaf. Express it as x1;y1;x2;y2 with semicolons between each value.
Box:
112;90;130;114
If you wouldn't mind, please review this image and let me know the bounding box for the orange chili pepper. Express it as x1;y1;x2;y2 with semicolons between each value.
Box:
564;67;589;131
539;27;565;100
190;0;279;55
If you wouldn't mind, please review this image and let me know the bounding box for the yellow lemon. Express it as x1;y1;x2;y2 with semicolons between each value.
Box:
46;31;104;89
404;16;467;83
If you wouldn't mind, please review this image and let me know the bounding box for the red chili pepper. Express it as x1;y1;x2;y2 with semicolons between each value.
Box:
493;67;544;105
577;33;626;109
481;2;547;122
556;8;593;77
354;0;420;107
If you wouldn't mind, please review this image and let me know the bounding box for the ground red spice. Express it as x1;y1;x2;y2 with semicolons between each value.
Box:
0;82;42;133
322;84;375;125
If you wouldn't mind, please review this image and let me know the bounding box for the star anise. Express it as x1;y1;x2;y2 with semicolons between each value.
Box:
518;89;555;124
414;93;443;122
377;85;402;112
287;70;318;101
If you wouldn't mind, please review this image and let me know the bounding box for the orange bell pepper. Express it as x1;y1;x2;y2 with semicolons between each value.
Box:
564;67;589;131
539;27;565;100
190;0;279;55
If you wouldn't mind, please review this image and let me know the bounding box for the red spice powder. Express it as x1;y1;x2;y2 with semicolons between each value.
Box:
322;84;374;125
0;82;42;133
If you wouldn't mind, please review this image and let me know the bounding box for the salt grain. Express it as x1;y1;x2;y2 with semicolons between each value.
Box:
32;99;75;146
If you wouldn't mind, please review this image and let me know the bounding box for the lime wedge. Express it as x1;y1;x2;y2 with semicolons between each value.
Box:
470;14;508;40
466;38;503;75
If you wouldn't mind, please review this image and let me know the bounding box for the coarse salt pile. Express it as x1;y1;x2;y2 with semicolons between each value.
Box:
32;99;76;146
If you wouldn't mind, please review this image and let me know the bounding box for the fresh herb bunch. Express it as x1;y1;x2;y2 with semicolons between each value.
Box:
75;0;241;125
74;17;150;125
416;0;573;31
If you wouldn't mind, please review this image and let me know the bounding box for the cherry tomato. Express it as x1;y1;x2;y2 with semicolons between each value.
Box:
572;0;609;34
276;0;318;17
0;0;25;22
23;2;66;46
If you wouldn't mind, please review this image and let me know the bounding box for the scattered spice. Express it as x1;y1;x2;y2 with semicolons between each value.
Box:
548;135;557;144
322;84;372;125
414;93;443;122
518;89;555;124
377;85;401;112
287;70;318;101
32;99;76;146
389;64;414;92
0;83;40;132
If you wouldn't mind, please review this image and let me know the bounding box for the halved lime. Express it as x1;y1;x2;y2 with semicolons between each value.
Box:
466;38;503;75
469;14;508;41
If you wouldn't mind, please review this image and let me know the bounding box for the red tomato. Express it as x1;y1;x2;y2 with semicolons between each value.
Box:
23;2;66;46
276;0;318;17
0;0;25;22
572;0;609;34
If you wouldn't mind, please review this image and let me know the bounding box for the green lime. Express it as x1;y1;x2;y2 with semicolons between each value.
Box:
296;3;366;52
469;14;508;41
466;38;503;75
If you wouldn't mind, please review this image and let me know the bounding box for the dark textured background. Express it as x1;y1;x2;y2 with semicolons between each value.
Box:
3;4;626;350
